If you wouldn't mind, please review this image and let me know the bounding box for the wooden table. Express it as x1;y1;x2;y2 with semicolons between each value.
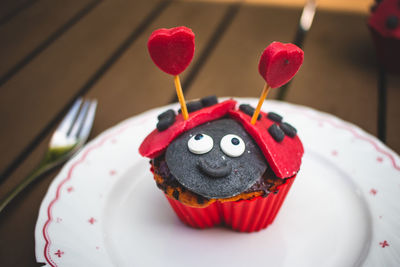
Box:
0;0;399;265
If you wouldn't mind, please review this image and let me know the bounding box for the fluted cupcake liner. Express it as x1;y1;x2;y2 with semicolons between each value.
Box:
166;176;296;232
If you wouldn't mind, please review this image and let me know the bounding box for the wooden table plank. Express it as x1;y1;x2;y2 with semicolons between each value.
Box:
185;4;300;100
387;74;400;154
286;10;378;139
0;0;98;80
86;1;231;133
184;0;371;14
0;0;162;176
244;0;371;13
0;0;37;25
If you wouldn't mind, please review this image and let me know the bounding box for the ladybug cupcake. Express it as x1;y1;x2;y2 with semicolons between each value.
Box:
139;26;304;232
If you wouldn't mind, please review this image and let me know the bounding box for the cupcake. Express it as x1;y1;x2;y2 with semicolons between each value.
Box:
140;26;304;232
139;97;303;232
368;0;400;73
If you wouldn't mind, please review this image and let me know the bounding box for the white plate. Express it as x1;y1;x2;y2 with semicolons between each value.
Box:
35;98;400;267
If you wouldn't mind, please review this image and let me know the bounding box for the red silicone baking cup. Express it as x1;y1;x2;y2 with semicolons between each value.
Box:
166;176;296;232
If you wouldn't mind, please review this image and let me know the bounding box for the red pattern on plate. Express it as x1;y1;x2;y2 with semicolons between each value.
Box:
88;217;96;225
54;250;64;258
370;189;378;195
380;240;389;248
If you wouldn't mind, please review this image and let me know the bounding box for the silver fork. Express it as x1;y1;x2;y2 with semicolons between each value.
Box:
0;98;97;213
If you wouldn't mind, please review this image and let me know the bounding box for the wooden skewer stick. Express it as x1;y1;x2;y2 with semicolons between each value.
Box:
251;83;271;125
174;75;189;120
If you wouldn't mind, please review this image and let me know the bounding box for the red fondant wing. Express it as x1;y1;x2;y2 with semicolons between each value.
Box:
229;109;303;178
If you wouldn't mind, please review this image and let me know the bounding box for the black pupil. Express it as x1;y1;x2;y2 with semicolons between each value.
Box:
194;134;203;140
231;137;240;145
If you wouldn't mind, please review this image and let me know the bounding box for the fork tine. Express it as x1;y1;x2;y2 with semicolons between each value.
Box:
78;100;97;142
69;100;90;138
57;97;83;134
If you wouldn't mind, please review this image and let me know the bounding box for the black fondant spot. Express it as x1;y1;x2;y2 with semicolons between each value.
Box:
386;15;399;30
165;119;267;199
239;104;261;120
179;100;203;114
268;124;285;142
201;95;218;107
157;115;176;131
267;112;283;123
187;101;203;112
173;190;180;200
158;109;175;121
280;122;297;137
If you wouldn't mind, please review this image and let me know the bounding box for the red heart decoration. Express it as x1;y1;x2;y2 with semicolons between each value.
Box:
258;42;304;88
148;26;195;76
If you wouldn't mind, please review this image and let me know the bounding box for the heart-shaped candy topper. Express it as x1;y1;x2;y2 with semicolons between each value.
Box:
258;42;304;88
148;26;195;76
250;42;304;125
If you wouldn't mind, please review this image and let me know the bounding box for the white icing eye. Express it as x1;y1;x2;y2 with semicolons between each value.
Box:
220;134;245;157
188;133;213;154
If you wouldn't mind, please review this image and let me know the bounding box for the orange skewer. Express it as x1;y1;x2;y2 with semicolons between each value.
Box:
174;75;189;120
251;84;271;125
